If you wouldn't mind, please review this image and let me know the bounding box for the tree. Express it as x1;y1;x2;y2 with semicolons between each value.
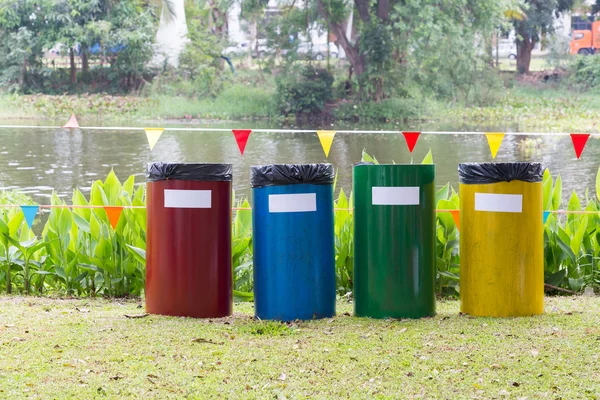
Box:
313;0;512;101
0;0;54;91
513;0;573;74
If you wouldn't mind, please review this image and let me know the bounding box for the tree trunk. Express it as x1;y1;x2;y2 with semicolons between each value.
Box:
69;48;77;84
316;0;365;76
516;25;535;74
81;48;89;79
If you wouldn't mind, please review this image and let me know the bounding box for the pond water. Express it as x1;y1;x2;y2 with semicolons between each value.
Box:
0;119;598;204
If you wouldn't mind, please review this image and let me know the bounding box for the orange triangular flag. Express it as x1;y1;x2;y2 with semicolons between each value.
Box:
104;207;123;230
316;130;336;157
570;133;590;159
63;114;79;128
485;132;504;159
450;210;460;230
145;128;165;151
232;129;252;155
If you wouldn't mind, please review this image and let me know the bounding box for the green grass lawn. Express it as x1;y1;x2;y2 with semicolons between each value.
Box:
1;296;599;398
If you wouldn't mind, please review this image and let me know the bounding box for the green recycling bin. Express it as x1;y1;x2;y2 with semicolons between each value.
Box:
353;163;436;319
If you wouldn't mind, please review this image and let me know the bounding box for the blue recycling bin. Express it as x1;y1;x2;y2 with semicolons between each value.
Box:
251;164;336;321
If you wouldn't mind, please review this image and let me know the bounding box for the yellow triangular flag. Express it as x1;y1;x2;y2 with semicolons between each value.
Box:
485;132;505;159
316;130;336;157
145;128;165;151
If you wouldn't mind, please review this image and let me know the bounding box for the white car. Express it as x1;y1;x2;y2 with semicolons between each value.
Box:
493;39;517;60
223;42;250;57
297;42;339;60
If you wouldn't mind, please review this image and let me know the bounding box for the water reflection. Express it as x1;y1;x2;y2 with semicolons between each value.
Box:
0;121;597;204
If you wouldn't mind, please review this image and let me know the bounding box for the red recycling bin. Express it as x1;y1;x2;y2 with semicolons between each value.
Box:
145;163;233;318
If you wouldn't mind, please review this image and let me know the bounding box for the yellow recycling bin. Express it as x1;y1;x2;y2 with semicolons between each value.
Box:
459;162;544;317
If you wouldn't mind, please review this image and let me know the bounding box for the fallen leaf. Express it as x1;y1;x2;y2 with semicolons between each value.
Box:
191;338;223;345
147;374;158;379
491;364;502;369
512;382;520;387
124;314;148;319
110;375;124;381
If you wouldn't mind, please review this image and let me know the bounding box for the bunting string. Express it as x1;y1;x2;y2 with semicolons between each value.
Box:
0;204;597;213
2;124;600;136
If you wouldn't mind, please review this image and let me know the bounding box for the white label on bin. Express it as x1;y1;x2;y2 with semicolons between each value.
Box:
164;189;212;208
372;186;420;205
474;193;522;213
268;193;317;213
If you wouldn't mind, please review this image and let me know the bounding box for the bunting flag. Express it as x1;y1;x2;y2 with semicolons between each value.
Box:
62;114;79;128
20;205;39;229
570;133;590;159
145;128;165;151
104;207;123;230
485;132;505;159
402;131;421;153
232;129;252;155
543;211;551;224
450;210;460;230
316;130;336;157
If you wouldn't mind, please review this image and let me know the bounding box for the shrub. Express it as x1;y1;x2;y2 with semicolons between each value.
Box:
333;97;424;122
569;55;600;88
276;65;334;115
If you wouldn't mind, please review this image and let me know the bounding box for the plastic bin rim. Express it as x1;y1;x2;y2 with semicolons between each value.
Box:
251;163;332;168
147;162;233;167
353;163;436;167
458;162;540;167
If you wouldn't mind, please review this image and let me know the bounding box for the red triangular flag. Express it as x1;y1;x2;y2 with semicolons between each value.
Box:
63;113;79;128
232;129;252;155
570;133;590;159
104;206;123;230
450;210;460;231
402;131;421;153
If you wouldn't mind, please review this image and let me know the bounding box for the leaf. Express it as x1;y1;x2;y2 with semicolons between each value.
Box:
361;149;378;164
124;313;149;319
596;166;600;202
73;213;91;234
545;269;566;286
568;277;585;292
556;236;577;263
72;189;90;220
8;212;24;237
103;170;122;204
551;175;562;210
122;175;135;198
58;209;72;240
90;213;101;241
233;290;254;302
421;149;433;164
542;169;553;210
126;245;146;264
438;271;460;281
191;338;223;344
435;183;449;204
570;216;588;255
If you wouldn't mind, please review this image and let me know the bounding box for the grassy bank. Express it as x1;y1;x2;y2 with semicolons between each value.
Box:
2;80;600;132
0;296;599;398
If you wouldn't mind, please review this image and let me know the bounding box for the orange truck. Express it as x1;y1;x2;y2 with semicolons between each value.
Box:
571;20;600;55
